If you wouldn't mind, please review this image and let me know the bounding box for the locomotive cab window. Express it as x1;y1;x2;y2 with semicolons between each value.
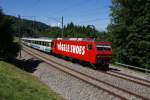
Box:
96;45;111;51
87;44;93;50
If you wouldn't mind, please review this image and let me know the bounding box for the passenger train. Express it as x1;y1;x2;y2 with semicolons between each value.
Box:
22;38;112;70
22;38;52;53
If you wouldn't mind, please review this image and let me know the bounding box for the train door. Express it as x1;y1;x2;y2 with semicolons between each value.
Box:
85;42;96;64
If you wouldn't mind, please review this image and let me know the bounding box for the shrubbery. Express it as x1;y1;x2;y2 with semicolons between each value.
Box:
0;9;20;60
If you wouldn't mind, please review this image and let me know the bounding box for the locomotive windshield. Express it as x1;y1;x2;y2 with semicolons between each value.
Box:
96;45;111;51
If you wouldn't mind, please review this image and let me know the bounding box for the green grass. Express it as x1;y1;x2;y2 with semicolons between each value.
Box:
0;61;63;100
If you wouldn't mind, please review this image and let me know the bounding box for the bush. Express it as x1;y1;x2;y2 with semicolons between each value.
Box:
0;9;20;60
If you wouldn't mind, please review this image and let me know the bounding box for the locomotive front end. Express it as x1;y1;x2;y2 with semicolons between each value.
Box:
96;42;112;70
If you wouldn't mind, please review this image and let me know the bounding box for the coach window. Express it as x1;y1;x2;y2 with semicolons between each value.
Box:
38;41;40;45
88;44;93;50
44;42;46;46
46;42;48;46
45;42;47;46
37;41;39;45
48;43;51;46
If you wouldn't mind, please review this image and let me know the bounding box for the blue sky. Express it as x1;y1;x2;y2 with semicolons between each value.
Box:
0;0;112;31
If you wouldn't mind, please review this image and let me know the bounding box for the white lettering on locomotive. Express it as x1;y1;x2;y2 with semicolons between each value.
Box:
57;42;85;55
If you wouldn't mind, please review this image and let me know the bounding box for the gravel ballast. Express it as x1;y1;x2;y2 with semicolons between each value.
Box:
20;50;120;100
22;46;150;99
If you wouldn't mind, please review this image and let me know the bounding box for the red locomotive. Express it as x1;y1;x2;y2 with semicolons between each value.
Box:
51;38;112;70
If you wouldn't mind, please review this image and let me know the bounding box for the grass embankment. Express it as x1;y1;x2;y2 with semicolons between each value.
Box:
0;61;63;100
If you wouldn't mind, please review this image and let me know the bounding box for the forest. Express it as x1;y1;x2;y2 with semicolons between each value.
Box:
0;0;150;69
107;0;150;68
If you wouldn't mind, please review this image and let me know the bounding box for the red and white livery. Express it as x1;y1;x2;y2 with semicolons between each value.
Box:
52;38;112;70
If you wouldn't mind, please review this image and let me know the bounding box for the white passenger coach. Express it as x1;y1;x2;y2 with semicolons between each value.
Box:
22;38;53;53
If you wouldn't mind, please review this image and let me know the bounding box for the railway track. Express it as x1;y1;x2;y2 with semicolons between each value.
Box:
22;45;150;100
107;70;150;87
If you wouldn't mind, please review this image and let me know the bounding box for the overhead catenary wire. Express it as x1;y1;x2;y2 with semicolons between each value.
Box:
64;11;105;19
74;18;109;24
47;16;61;23
46;1;111;31
47;16;110;31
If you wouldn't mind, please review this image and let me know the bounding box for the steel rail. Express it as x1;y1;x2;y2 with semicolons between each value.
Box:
23;45;149;100
108;70;150;87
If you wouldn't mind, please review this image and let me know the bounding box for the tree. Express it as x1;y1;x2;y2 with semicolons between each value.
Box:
108;0;150;68
0;9;19;60
38;21;106;39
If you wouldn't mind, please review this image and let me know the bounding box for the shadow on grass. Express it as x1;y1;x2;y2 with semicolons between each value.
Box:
5;58;43;73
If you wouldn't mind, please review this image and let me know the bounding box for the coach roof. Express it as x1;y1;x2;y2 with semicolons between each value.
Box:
22;38;53;42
